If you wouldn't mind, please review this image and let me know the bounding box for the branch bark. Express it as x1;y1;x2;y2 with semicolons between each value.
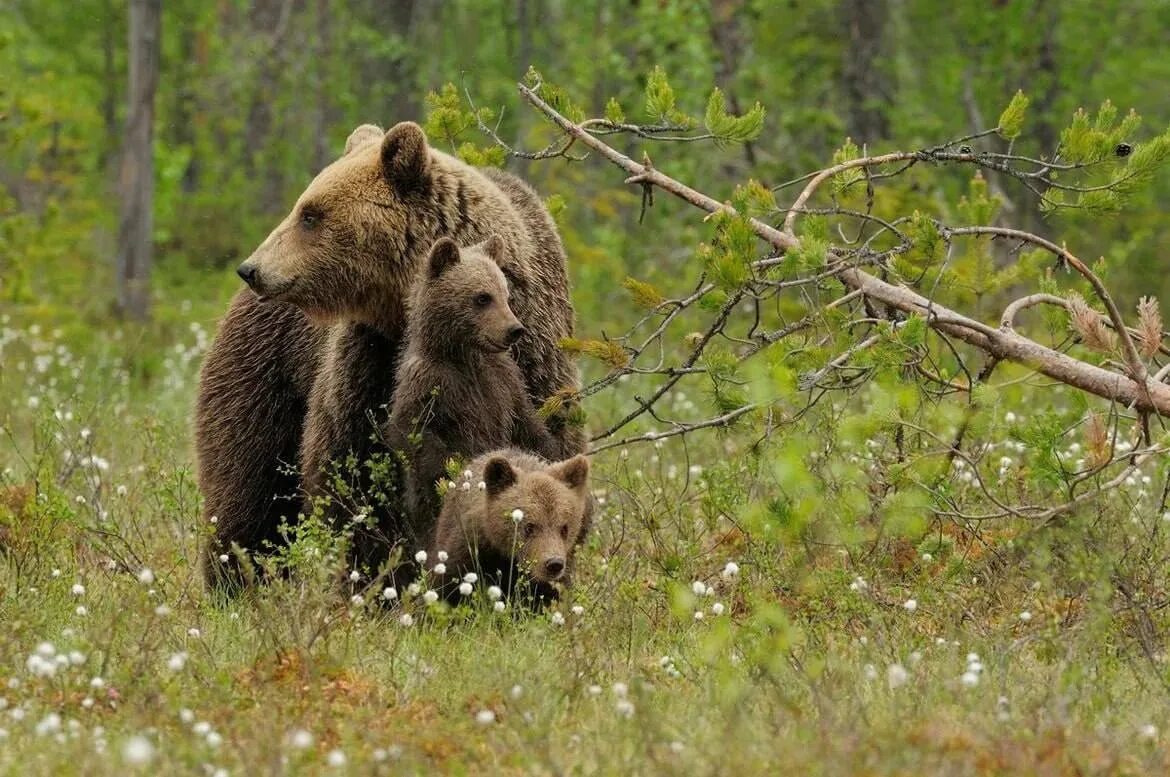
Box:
517;81;1170;416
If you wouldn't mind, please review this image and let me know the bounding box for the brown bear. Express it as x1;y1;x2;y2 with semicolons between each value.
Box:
196;121;584;590
429;448;592;605
384;235;564;538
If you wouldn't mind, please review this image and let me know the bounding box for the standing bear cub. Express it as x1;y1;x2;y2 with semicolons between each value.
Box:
384;235;563;538
431;448;592;604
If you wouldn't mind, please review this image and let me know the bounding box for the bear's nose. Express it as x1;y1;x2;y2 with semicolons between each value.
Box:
505;324;526;345
236;263;258;287
544;558;565;579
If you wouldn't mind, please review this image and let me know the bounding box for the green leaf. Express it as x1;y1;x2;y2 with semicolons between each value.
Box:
645;66;676;121
604;97;626;125
997;90;1029;141
704;87;766;145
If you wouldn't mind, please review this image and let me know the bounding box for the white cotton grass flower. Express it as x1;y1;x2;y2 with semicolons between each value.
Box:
462;572;477;584
1019;611;1032;622
960;671;980;688
550;611;565;626
286;728;314;750
326;749;347;767
382;587;398;601
122;735;154;765
612;682;628;697
493;601;506;613
721;561;740;580
571;605;584;616
423;590;439;604
167;652;188;672
711;602;725;616
474;709;496;725
187;628;201;639
348;570;360;582
1139;723;1158;741
349;594;364;607
887;663;909;690
432;563;447;575
615;699;635;718
487;586;503;601
414;550;427;564
903;599;918;612
71;583;85;596
218;554;229;563
137;568;154;585
691;581;707;597
398;613;414;627
458;582;473;596
511;509;524;523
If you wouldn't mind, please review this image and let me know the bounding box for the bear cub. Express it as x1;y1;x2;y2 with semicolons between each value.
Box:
384;235;563;538
431;448;592;603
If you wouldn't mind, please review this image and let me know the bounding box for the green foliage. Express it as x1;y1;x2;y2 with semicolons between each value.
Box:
704;87;766;145
558;336;630;368
622;276;665;308
996;90;1030;141
643;65;694;127
604;97;626;125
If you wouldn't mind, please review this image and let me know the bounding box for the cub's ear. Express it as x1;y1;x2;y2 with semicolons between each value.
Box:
484;456;518;497
344;124;383;155
381;121;429;195
550;455;590;491
483;234;507;265
428;238;461;279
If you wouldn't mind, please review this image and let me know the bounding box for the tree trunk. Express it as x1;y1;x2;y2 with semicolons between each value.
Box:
116;0;161;321
840;0;891;145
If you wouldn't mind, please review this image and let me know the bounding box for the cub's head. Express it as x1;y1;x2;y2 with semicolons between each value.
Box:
235;122;440;329
481;454;591;584
410;235;525;357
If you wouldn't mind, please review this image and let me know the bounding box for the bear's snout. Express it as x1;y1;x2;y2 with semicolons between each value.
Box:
236;263;259;288
543;557;565;580
505;324;527;345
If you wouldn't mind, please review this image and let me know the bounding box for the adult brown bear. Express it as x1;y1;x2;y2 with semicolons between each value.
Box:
195;122;583;589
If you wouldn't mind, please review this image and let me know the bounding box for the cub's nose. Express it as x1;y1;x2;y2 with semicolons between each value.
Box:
505;324;527;345
544;558;565;579
236;263;259;287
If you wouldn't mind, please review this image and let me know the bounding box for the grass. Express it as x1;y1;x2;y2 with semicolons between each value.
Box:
2;297;1170;776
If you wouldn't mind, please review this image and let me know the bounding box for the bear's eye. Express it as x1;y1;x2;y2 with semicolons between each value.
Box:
474;292;492;308
523;522;537;538
560;524;569;539
300;207;323;229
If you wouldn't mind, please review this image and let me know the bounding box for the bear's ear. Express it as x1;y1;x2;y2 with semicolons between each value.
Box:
344;124;383;155
483;456;518;497
381;122;430;195
428;238;461;279
550;455;590;491
483;234;507;265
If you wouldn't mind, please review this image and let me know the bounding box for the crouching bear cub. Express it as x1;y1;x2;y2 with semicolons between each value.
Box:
383;236;564;540
431;449;592;604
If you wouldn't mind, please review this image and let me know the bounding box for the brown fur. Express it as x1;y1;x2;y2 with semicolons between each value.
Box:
384;237;563;540
196;122;584;590
430;449;592;603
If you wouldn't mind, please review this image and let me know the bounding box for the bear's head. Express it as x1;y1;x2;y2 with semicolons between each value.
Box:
235;122;441;330
409;235;525;359
480;454;591;584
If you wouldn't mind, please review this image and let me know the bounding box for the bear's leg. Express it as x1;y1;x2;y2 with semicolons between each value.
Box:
195;292;319;592
299;323;405;573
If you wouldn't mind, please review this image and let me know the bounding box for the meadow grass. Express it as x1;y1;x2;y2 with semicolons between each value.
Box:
2;300;1169;776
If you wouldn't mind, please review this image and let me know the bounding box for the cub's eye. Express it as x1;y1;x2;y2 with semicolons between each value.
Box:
474;292;492;308
523;522;537;538
300;208;323;229
560;525;569;539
